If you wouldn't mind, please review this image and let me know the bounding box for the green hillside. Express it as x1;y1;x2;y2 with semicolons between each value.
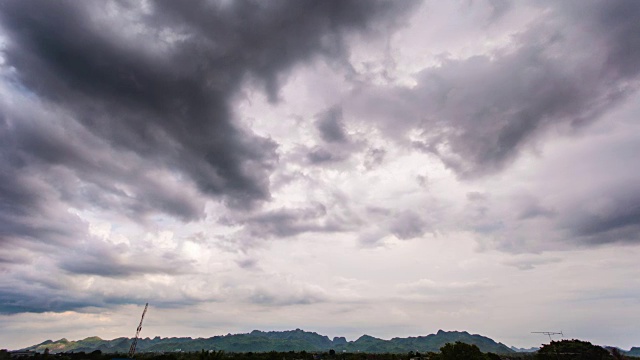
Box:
627;347;640;357
22;329;514;354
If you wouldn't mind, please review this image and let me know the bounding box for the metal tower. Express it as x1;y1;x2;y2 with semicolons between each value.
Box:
128;303;149;358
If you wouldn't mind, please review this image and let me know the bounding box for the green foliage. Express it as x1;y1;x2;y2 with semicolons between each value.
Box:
0;349;11;360
199;350;226;360
439;342;486;360
535;339;612;360
627;348;640;358
378;330;513;354
608;347;630;360
18;330;514;355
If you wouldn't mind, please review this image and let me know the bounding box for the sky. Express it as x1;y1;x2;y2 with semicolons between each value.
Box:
1;0;640;351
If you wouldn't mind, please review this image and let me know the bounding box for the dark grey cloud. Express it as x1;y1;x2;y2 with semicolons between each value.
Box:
363;147;386;170
356;0;640;178
485;0;512;22
306;147;348;165
0;249;29;265
0;230;201;314
0;0;417;220
0;277;199;315
355;206;438;246
0;0;420;314
466;192;487;202
0;101;205;252
316;106;348;143
502;255;561;271
0;268;110;314
236;257;260;271
568;187;640;245
464;192;490;222
0;160;89;248
246;284;327;306
462;157;640;252
59;240;193;278
389;210;429;240
61;259;174;278
231;202;348;239
302;105;366;166
517;203;556;220
0;0;271;209
0;287;102;314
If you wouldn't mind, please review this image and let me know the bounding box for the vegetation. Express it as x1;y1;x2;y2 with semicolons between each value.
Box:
20;330;513;354
438;342;489;360
535;339;613;360
14;333;640;360
8;340;640;360
628;348;640;358
1;348;501;360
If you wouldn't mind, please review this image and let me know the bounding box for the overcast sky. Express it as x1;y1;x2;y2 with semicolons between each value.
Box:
2;0;640;351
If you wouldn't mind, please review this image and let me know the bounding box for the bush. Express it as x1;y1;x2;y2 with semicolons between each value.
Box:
536;339;611;360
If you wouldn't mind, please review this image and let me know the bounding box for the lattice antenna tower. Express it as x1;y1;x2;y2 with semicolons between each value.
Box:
128;303;149;358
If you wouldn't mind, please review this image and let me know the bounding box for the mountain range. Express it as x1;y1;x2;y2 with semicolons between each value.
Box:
627;347;640;357
509;346;539;353
21;329;515;354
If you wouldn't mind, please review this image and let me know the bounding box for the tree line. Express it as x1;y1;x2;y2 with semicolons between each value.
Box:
4;339;633;360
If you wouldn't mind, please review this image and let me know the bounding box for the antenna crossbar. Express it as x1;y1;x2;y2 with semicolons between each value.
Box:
532;331;564;342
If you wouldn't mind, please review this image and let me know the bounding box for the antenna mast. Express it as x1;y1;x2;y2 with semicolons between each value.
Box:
128;303;149;358
532;331;564;342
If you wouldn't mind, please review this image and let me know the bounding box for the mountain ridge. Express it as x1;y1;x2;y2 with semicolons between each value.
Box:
20;329;514;354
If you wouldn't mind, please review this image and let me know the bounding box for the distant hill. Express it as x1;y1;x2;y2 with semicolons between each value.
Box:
627;347;640;357
20;329;514;354
510;346;539;352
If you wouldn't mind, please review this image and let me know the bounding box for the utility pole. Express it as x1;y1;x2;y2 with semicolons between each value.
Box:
129;303;149;358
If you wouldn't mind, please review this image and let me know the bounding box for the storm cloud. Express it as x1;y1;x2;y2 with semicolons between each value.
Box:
353;0;640;177
0;0;405;209
316;106;348;144
0;0;411;216
0;0;418;313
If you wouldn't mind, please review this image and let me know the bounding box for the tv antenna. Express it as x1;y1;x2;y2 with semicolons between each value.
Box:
128;303;149;358
532;331;564;342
